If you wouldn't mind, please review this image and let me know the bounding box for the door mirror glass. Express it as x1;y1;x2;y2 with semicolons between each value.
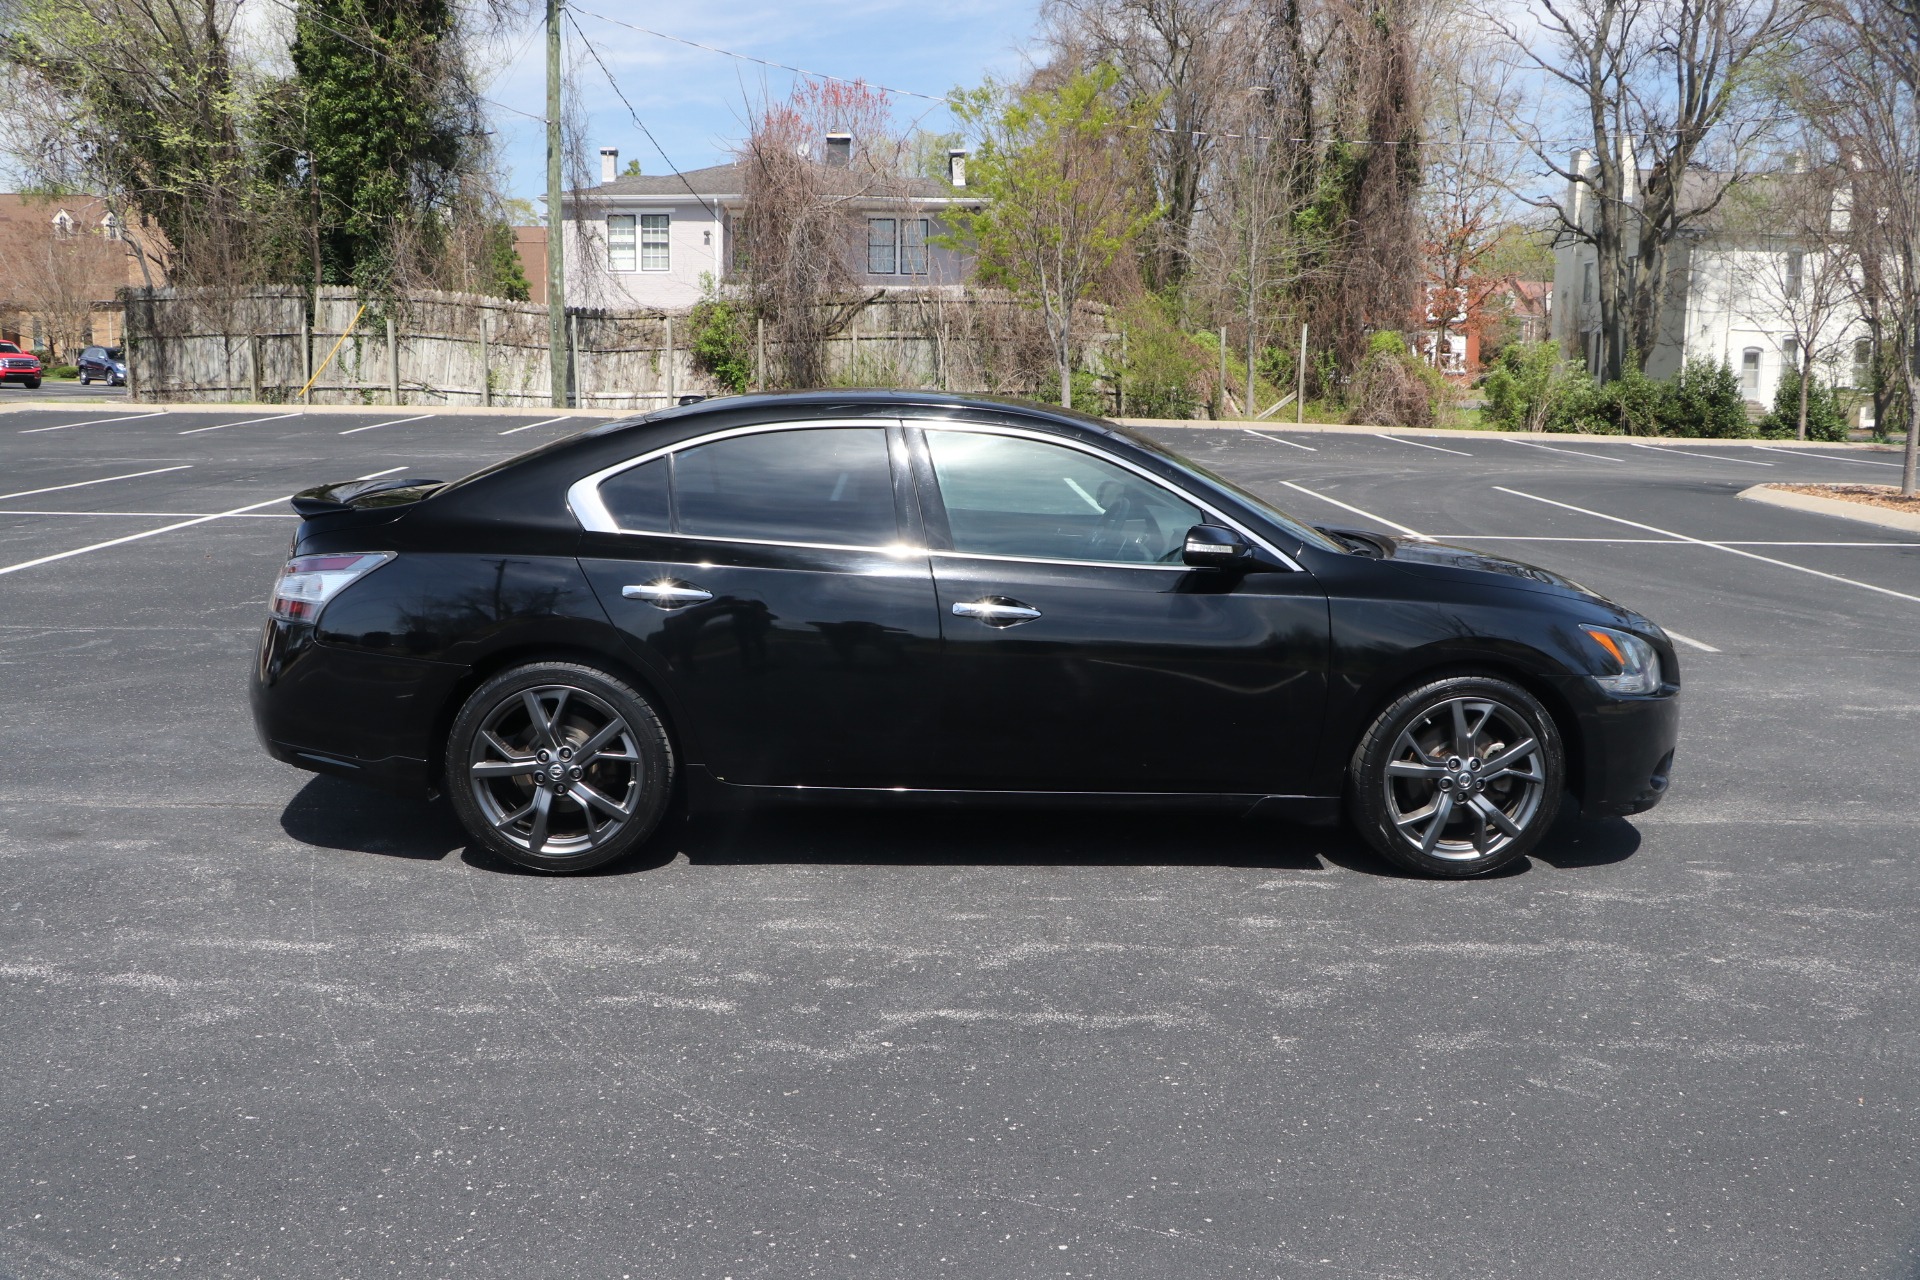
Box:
1181;524;1251;568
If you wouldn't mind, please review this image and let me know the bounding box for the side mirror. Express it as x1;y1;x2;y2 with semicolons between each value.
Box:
1181;523;1253;569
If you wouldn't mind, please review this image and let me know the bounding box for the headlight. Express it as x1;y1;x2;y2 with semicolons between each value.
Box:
1581;626;1662;695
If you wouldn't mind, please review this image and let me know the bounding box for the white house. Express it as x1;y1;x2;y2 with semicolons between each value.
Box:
1551;151;1876;422
559;141;976;312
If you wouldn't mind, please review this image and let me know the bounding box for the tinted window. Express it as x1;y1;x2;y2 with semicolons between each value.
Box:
599;457;670;530
926;431;1203;564
672;427;897;545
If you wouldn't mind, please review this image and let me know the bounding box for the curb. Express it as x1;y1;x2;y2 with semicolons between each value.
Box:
1738;484;1920;535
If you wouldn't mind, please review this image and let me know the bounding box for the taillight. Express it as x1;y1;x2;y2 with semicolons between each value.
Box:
269;553;393;623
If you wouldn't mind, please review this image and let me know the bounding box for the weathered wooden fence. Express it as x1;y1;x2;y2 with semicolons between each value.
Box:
121;286;1117;410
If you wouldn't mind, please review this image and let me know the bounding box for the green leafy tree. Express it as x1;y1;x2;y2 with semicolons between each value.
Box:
1760;367;1848;441
688;276;754;394
945;66;1161;409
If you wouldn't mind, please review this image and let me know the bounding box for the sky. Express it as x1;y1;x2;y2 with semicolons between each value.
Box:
478;0;1045;207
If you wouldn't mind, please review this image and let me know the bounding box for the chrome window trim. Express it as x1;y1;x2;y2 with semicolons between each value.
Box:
911;419;1304;572
928;549;1189;572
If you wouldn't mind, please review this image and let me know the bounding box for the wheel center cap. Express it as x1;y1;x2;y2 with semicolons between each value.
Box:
547;763;567;781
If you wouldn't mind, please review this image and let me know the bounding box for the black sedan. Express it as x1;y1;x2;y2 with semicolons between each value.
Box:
251;391;1680;878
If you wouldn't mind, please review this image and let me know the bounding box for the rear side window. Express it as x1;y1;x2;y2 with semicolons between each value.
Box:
598;457;670;530
669;427;897;546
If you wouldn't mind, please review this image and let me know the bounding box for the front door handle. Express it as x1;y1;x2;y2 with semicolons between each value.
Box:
623;581;714;609
952;597;1042;627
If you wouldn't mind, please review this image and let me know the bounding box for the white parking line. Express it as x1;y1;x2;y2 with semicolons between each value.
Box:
1628;441;1772;466
1242;429;1316;451
500;415;574;436
19;411;167;434
0;509;291;519
0;468;403;577
1278;480;1428;539
1506;439;1626;463
1665;630;1721;653
0;465;191;501
1375;433;1472;457
1493;485;1920;607
339;414;432;436
1752;445;1905;469
1428;535;1920;546
178;412;300;436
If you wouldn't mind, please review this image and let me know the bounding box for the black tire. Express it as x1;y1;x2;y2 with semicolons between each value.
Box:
446;661;674;873
78;372;89;385
24;378;40;389
1347;675;1564;877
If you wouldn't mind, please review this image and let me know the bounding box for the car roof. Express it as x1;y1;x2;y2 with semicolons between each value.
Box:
642;388;1119;432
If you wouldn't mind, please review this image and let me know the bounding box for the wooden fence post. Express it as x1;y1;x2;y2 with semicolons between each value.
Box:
386;317;399;405
1117;328;1127;418
568;312;580;408
664;315;676;404
249;334;261;403
756;317;766;391
1297;322;1308;426
302;315;313;405
479;315;492;408
1219;326;1228;418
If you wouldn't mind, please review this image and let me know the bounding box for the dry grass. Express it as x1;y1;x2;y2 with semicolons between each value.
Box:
1773;483;1920;511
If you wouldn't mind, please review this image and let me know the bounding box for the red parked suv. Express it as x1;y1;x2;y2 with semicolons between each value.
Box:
0;342;43;389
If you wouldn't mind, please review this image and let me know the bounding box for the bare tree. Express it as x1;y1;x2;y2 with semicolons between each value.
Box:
1492;0;1801;382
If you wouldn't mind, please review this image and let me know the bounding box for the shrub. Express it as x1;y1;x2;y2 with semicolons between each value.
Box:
1759;366;1849;442
687;274;754;394
1346;330;1446;428
1116;298;1204;419
48;365;79;379
1659;358;1749;438
1483;342;1577;433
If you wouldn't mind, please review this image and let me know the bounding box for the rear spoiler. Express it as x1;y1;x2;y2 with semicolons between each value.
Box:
290;476;444;516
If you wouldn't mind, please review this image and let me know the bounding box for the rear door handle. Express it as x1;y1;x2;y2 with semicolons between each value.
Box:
622;581;714;609
952;597;1042;627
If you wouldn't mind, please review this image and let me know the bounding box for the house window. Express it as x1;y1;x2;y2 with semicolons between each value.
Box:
100;212;122;242
900;218;929;275
51;210;73;240
1853;337;1873;388
868;218;897;275
1741;348;1762;400
1784;337;1800;371
1785;251;1804;299
640;214;670;271
1582;261;1594;306
607;215;636;272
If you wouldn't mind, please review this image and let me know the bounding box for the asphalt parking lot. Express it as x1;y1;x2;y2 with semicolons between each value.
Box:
2;404;1917;1279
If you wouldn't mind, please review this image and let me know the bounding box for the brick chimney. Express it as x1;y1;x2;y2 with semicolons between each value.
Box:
600;147;618;183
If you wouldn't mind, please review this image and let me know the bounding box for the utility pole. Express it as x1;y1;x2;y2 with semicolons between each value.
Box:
545;0;567;408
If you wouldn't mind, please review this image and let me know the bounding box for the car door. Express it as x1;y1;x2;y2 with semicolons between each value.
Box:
911;422;1330;795
574;420;943;789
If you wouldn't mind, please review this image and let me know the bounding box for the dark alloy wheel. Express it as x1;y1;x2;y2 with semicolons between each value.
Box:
446;661;674;872
1348;675;1563;877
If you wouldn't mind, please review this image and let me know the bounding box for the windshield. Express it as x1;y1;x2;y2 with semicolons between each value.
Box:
1102;422;1347;554
0;342;17;353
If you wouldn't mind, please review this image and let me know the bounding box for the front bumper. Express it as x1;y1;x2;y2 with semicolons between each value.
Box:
250;619;464;795
1564;683;1682;817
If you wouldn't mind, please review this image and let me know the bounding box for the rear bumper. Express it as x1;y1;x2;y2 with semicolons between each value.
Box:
250;619;462;796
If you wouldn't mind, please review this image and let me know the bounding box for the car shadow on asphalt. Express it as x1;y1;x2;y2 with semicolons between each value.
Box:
280;776;1641;880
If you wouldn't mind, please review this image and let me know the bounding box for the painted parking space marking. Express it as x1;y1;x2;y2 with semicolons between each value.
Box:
1277;480;1428;540
1505;438;1626;463
1242;429;1316;451
0;509;292;519
0;465;192;502
1493;485;1920;607
0;467;403;577
339;414;432;436
19;411;167;435
1428;535;1920;547
500;415;574;436
1628;441;1772;466
1374;433;1471;457
178;412;301;436
1665;631;1721;653
1752;445;1906;469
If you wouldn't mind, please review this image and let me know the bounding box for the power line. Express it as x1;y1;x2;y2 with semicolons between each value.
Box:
564;10;721;219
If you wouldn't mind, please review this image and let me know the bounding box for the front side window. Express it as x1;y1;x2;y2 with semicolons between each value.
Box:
672;427;897;545
607;215;636;272
640;214;670;271
868;218;897;274
926;431;1204;565
900;218;929;275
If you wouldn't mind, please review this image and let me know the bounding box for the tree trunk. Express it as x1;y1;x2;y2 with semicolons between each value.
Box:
1798;351;1812;441
1904;368;1919;498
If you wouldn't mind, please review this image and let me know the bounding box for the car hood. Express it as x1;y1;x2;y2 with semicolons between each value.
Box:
1318;525;1605;603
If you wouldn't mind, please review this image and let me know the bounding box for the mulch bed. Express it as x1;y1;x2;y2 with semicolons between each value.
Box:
1773;483;1920;512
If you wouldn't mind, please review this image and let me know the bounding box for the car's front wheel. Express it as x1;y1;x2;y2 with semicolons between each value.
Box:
1348;675;1563;877
78;371;89;385
24;378;40;389
446;661;675;873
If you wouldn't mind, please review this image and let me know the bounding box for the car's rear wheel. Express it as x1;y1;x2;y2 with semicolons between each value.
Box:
1347;675;1563;877
446;662;674;873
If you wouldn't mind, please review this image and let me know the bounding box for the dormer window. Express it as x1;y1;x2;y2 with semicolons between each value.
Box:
100;212;122;241
51;209;74;239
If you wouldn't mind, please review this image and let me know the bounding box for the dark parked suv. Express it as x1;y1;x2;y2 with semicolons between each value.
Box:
251;391;1681;878
76;345;127;386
